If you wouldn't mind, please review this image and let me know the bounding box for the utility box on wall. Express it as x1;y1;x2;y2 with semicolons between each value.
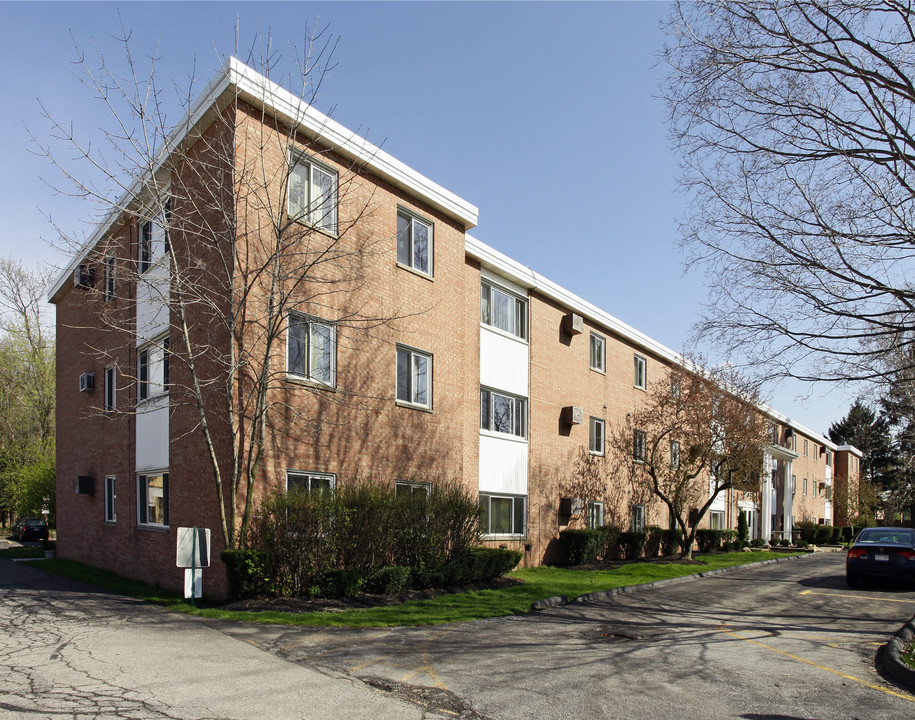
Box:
559;497;585;516
561;406;584;425
75;475;95;495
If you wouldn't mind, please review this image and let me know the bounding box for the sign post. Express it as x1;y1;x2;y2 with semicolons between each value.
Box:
176;526;210;605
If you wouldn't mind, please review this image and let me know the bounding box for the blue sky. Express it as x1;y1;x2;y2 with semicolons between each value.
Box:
0;1;859;434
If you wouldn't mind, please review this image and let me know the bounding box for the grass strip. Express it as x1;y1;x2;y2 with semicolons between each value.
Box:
0;547;46;559
19;551;798;627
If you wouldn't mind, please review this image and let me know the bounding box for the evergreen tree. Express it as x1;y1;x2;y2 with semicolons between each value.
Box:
827;400;894;490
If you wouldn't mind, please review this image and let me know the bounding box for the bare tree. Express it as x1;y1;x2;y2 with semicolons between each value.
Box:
663;1;915;385
41;24;411;550
607;362;769;559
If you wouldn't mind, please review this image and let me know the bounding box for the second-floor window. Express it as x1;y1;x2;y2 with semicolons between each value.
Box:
288;155;337;232
480;387;527;438
138;338;169;401
589;417;605;455
633;429;647;462
287;314;336;387
104;256;116;302
396;346;432;409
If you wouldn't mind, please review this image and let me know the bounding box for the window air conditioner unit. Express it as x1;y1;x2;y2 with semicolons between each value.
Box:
559;497;585;516
75;475;95;495
73;264;95;289
561;405;584;425
564;313;584;335
79;372;95;393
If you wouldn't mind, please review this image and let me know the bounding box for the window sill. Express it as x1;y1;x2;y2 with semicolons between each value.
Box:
479;429;528;444
136;393;169;408
286;374;337;392
589;450;605;457
396;261;434;281
287;214;339;239
634;384;646;392
480;533;527;541
590;366;606;375
480;323;529;346
396;399;433;413
136;523;169;533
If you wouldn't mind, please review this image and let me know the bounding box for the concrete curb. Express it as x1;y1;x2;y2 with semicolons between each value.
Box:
530;553;811;611
884;615;915;691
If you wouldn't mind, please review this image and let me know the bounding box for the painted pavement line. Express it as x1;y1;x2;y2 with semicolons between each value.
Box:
799;589;915;604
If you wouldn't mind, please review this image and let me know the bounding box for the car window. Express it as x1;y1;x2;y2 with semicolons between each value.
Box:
857;529;914;544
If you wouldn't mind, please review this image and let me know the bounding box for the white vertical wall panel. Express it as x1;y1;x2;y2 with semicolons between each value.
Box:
479;435;528;495
480;328;528;397
136;396;169;471
136;267;170;342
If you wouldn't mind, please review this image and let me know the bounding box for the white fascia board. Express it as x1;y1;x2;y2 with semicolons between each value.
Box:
49;57;477;303
466;234;838;447
466;235;684;367
836;444;863;457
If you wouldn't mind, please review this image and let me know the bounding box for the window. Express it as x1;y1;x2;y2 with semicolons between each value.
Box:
631;504;645;532
104;476;116;523
480;387;527;438
671;374;681;400
590;332;605;372
481;281;527;339
138;472;168;526
588;501;604;529
792;474;796;497
633;429;647;462
670;440;680;468
104;256;116;302
286;471;335;494
768;423;779;444
397;346;432;408
634;354;646;389
479;493;525;536
139;221;152;274
287;314;336;386
138;338;169;401
709;510;725;530
826;451;833;467
395;481;431;498
812;481;818;498
288;154;337;232
104;365;116;413
589;417;605;455
804;438;808;457
396;209;433;276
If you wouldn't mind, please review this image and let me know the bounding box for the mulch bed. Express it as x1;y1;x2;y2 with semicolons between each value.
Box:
220;574;525;614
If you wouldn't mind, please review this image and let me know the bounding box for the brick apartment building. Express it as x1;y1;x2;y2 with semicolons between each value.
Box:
49;59;861;598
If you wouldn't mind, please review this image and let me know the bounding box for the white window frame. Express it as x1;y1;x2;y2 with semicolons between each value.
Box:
139;220;152;274
137;336;169;403
287;313;336;387
104;365;116;413
589;416;605;456
396;345;432;409
803;477;808;496
804;438;808;457
396;208;434;277
670;440;680;468
588;500;604;530
479;493;526;537
288;153;338;233
104;475;116;523
631;504;646;532
634;354;647;390
480;387;527;439
137;471;168;527
671;374;681;400
481;280;528;340
395;480;431;498
286;470;336;494
104;255;116;302
633;428;647;462
709;510;725;530
589;332;605;372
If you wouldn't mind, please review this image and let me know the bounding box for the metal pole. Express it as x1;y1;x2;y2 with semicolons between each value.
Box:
190;525;197;607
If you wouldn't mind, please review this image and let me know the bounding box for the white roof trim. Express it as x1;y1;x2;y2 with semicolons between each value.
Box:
49;57;478;302
465;234;841;450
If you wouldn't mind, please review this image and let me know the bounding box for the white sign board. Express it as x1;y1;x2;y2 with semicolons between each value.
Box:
176;527;211;568
184;568;203;599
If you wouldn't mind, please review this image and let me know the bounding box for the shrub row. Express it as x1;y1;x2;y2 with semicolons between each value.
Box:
558;525;684;564
795;521;845;545
223;482;521;599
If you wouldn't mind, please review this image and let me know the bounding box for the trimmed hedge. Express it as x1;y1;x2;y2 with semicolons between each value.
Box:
643;526;664;558
559;529;606;566
660;528;682;556
619;531;646;559
696;529;723;553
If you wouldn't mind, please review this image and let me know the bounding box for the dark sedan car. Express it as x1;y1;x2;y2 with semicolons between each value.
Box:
12;517;49;542
846;527;915;587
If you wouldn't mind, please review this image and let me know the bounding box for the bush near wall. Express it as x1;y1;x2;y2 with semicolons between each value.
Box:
559;529;605;565
619;531;647;559
660;529;682;556
223;482;520;599
696;529;724;553
643;526;664;558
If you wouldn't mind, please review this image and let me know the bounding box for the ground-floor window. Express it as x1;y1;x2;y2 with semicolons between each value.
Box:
480;493;526;537
286;471;335;494
138;471;168;527
710;510;725;530
631;504;645;532
395;480;431;498
105;476;116;523
588;500;604;529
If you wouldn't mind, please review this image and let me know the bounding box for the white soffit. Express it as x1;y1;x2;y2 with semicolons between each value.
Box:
49;57;478;302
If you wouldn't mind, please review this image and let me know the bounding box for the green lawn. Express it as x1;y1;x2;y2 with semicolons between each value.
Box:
0;547;46;559
13;550;799;627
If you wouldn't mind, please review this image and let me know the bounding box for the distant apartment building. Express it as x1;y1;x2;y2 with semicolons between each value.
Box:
50;59;861;598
